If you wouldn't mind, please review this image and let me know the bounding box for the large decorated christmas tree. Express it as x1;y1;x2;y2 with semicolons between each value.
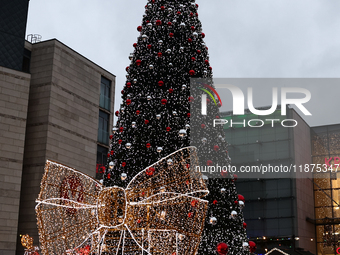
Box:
104;0;253;254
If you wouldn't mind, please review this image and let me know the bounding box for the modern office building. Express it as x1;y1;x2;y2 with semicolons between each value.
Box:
0;4;116;253
221;106;316;255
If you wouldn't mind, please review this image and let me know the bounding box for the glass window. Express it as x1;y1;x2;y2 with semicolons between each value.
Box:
100;76;111;111
96;145;108;180
98;110;109;145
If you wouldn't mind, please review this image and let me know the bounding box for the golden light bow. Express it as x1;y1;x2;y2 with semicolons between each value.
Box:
36;147;209;255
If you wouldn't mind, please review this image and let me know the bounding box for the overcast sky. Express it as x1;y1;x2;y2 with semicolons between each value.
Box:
26;0;340;127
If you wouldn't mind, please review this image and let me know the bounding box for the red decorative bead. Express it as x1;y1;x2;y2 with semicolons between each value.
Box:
166;127;171;132
156;20;162;26
197;50;201;54
146;167;155;176
188;38;192;43
243;222;247;229
160;6;165;10
205;60;209;65
186;164;190;169
119;127;124;132
107;153;110;157
158;52;162;57
191;26;195;31
190;12;194;17
187;113;191;118
136;59;142;66
146;143;151;148
169;88;173;93
191;200;198;207
167;22;172;26
161;99;167;105
137;26;142;32
107;173;111;179
189;96;194;102
147;44;152;49
213;200;218;205
110;150;114;155
118;139;122;144
191;57;196;61
122;162;126;167
109;135;113;140
137;219;141;224
144;120;149;125
136;110;140;115
238;194;245;202
207;160;213;166
201;124;206;129
234;201;238;204
196;12;198;17
189;70;195;76
209;66;212;71
196;4;199;8
188;212;193;218
115;111;119;116
169;33;174;38
158;81;164;86
216;116;220;119
126;82;131;88
121;90;124;94
126;99;131;105
133;43;137;47
126;66;129;71
249;241;256;253
186;180;190;185
177;11;181;15
214;145;220;151
216;243;228;255
201;32;206;38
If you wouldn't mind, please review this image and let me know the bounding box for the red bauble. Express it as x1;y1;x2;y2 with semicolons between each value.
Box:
205;60;209;65
189;70;195;76
146;167;155;176
213;200;218;205
136;59;142;66
187;113;191;118
191;57;196;61
137;219;141;224
122;162;126;167
160;6;165;10
147;44;152;49
167;22;172;26
207;160;213;166
234;201;238;204
209;66;213;71
169;88;173;93
214;145;220;151
107;173;111;179
161;99;167;105
118;139;122;144
190;12;194;17
243;222;247;229
144;120;149;125
156;20;162;26
158;81;164;86
109;135;113;140
196;12;198;17
158;52;163;57
107;153;110;157
188;38;192;43
146;143;151;148
201;33;205;38
133;43;137;48
186;164;190;168
238;194;245;202
196;4;199;8
233;174;238;181
136;110;140;115
201;124;206;129
221;170;228;178
126;99;131;105
115;111;119;116
188;96;194;102
110;150;114;155
119;127;124;132
137;26;142;32
191;200;198;207
216;116;220;119
169;33;174;38
188;212;193;218
216;243;228;255
126;82;131;88
249;241;256;253
177;11;181;15
166;127;171;132
197;50;201;54
126;66;129;71
191;26;195;31
121;90;124;94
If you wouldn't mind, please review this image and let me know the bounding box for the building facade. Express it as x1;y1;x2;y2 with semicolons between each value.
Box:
221;106;316;254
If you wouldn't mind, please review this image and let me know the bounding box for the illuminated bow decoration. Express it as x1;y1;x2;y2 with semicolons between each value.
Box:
36;147;209;255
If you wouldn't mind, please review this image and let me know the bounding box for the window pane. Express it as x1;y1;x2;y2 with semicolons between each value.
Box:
100;76;111;110
98;110;109;145
96;145;108;179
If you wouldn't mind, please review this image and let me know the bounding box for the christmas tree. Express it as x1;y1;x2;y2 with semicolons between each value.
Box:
105;0;252;254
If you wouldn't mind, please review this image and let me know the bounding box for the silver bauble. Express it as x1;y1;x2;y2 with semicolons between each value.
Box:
156;114;161;120
179;129;186;137
157;147;163;153
121;173;127;181
125;143;132;149
132;122;136;128
209;217;217;225
167;159;173;166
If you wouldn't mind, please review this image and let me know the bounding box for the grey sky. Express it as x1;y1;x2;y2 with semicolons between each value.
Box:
26;0;340;126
